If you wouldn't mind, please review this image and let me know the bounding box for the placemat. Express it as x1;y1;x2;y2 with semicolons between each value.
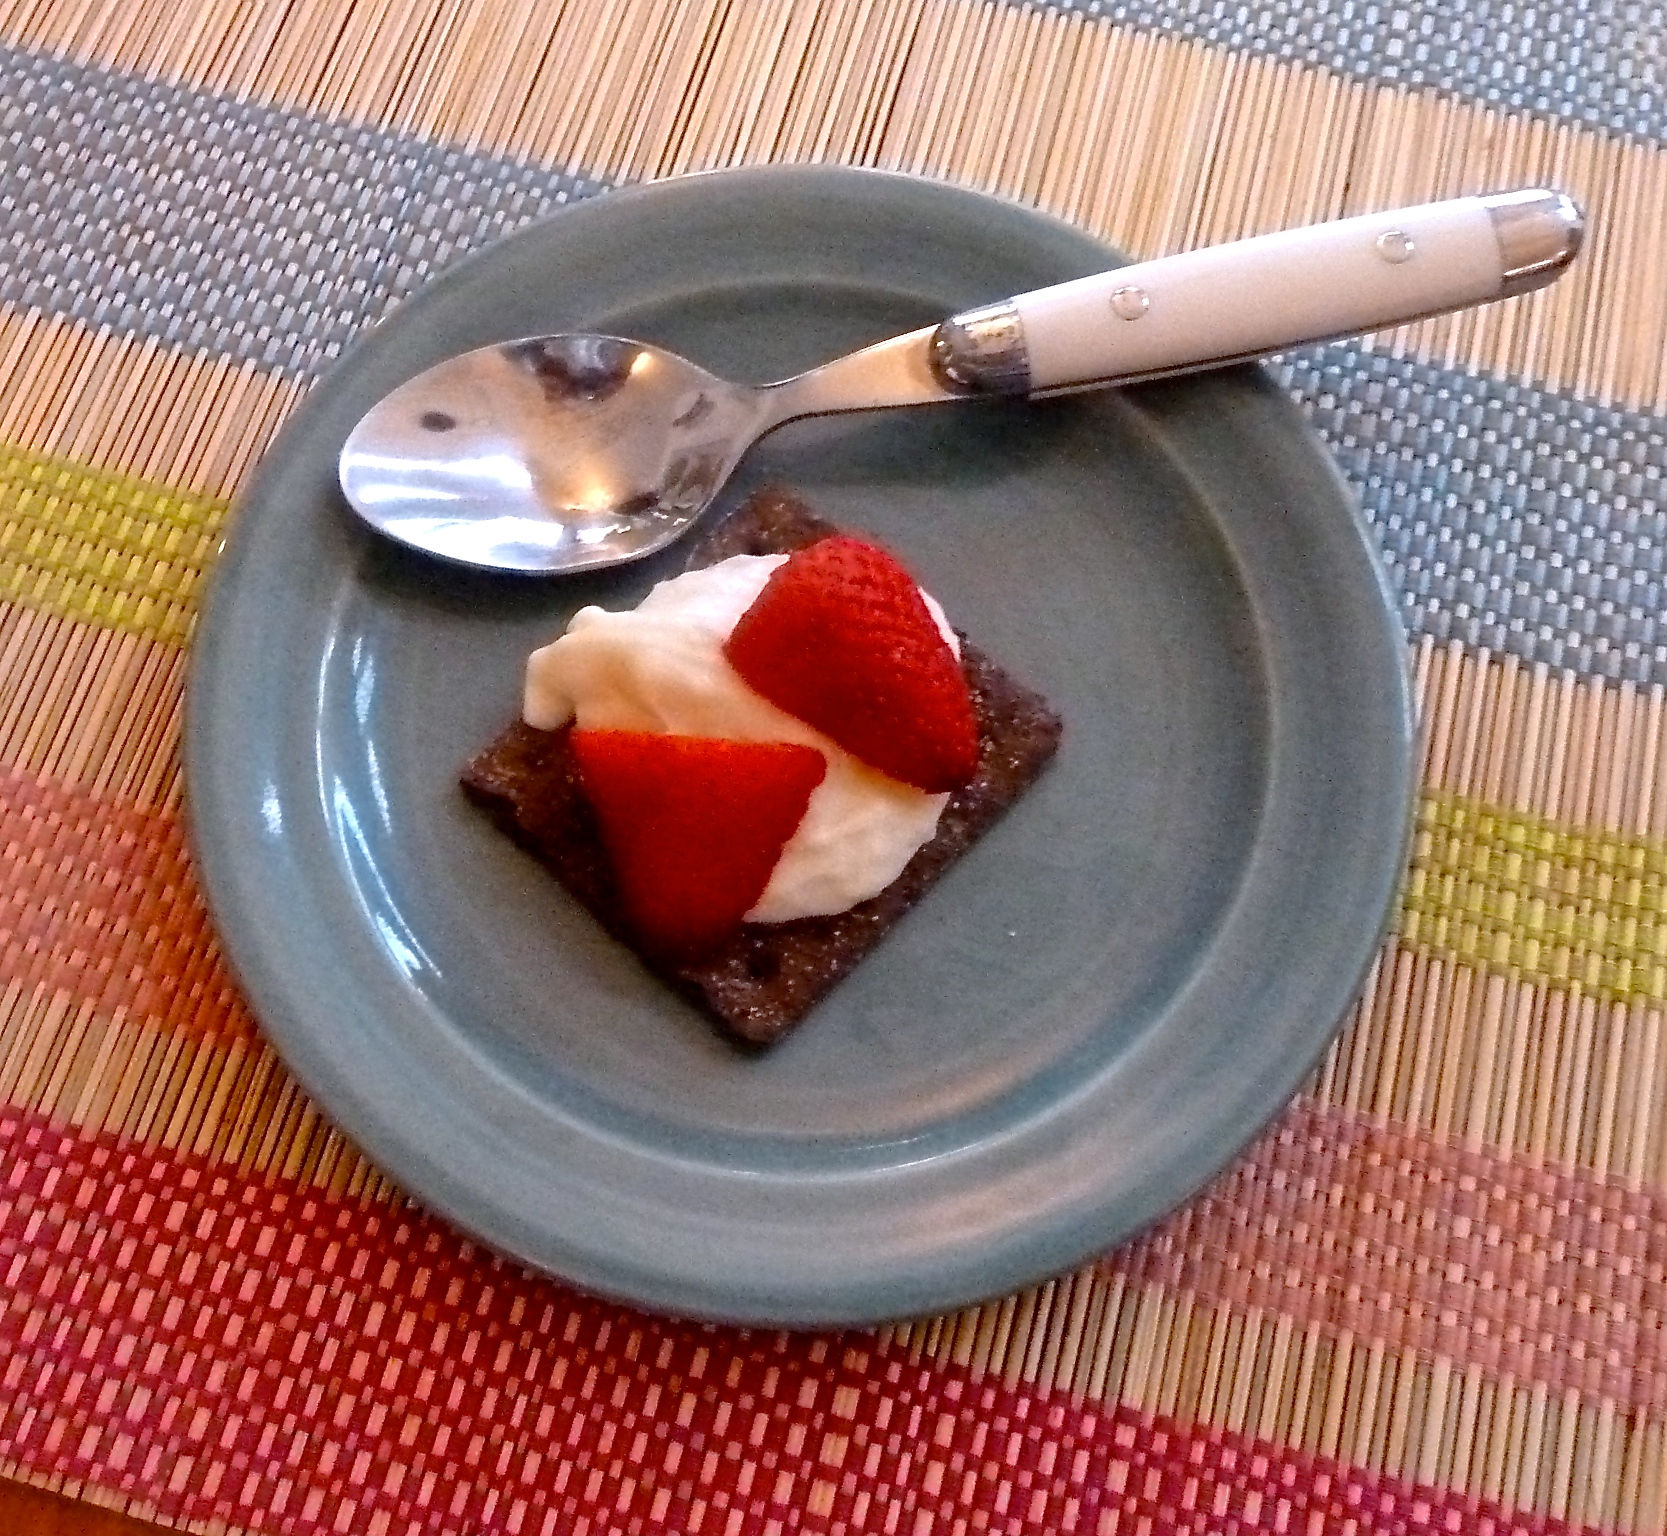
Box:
1;0;1663;1531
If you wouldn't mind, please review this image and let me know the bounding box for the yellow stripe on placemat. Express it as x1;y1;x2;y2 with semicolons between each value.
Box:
0;418;1660;1026
1;436;1661;1028
0;312;301;656
1400;790;1667;1005
0;444;225;646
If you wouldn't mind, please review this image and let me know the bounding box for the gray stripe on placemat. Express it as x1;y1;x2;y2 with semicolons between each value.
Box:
1277;344;1667;685
0;44;610;379
1027;0;1667;143
1;45;1662;685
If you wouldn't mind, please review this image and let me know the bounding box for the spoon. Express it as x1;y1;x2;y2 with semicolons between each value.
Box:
339;188;1583;574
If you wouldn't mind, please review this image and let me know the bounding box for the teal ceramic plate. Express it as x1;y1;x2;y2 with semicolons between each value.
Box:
187;167;1413;1326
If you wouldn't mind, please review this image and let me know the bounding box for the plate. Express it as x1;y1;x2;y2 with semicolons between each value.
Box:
187;166;1414;1325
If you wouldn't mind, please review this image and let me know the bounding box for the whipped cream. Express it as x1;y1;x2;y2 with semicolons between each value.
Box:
524;554;959;921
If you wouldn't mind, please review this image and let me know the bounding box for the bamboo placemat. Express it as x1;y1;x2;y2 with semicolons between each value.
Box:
0;0;1664;1531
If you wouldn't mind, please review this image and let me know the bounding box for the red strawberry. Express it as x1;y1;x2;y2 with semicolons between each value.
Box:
723;536;979;792
570;729;827;957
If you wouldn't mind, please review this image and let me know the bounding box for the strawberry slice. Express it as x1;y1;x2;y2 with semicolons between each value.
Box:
570;729;827;957
723;536;979;792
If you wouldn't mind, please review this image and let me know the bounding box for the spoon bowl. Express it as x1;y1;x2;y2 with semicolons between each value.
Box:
339;334;767;572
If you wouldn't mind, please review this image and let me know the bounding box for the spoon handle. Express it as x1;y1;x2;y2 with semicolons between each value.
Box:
931;189;1583;396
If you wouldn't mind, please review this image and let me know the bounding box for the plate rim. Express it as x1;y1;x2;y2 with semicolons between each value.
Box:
186;164;1415;1325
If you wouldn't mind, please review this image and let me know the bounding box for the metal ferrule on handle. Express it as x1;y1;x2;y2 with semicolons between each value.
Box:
930;189;1585;396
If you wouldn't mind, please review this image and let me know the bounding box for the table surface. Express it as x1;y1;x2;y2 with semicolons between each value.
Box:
1;1;1664;1533
0;1481;172;1536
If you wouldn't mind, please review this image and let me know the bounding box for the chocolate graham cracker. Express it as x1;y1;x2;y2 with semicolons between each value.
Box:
461;489;1062;1046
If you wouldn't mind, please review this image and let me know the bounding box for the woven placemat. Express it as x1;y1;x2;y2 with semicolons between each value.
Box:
1;1;1663;1531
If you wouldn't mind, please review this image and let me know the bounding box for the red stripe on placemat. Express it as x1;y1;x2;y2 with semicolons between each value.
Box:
5;755;1666;1412
1113;1100;1667;1411
0;1108;1603;1536
0;767;253;1042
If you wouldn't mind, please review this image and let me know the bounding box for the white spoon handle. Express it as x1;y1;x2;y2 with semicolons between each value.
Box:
931;190;1583;395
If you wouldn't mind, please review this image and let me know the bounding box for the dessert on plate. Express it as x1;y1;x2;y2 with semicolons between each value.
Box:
462;488;1062;1045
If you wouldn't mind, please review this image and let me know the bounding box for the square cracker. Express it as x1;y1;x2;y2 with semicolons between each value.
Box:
461;488;1062;1046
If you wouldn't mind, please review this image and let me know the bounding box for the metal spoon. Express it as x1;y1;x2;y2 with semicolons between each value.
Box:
339;189;1583;574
